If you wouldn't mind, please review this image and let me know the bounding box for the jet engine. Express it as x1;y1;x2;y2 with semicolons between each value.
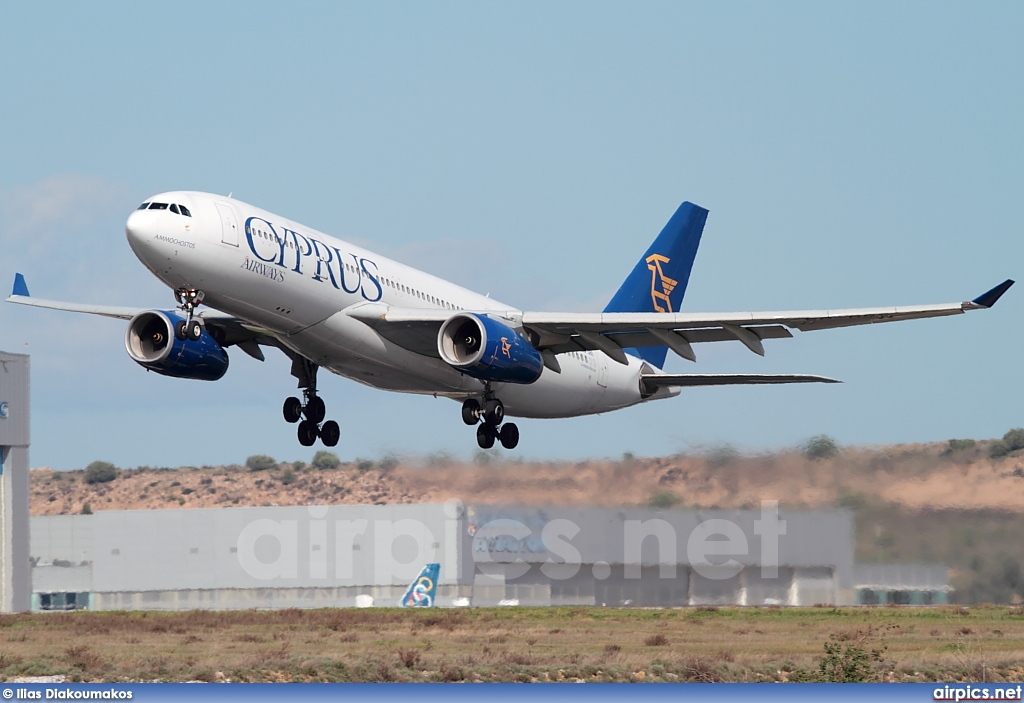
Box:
125;310;229;381
437;313;543;384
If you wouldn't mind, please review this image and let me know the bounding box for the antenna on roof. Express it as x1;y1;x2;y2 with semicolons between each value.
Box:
228;192;233;198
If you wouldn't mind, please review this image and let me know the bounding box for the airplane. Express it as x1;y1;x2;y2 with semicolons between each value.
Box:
400;563;440;608
5;192;1013;450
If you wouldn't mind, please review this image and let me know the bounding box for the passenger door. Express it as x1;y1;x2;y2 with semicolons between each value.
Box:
216;202;239;246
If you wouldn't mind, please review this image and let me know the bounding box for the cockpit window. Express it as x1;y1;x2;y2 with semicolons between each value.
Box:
137;202;150;210
179;205;191;217
169;204;180;215
149;202;168;210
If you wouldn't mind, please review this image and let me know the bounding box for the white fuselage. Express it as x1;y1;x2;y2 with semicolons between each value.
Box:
124;191;675;419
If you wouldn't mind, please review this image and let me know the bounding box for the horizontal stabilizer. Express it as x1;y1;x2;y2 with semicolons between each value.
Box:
642;373;841;388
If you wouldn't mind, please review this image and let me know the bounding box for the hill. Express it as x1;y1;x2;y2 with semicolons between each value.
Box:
29;438;1024;515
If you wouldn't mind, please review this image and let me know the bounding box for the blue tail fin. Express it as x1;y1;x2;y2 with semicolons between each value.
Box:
603;202;708;368
400;563;440;608
12;273;30;297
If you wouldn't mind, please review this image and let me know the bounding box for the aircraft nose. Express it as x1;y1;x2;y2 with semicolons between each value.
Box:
125;210;148;246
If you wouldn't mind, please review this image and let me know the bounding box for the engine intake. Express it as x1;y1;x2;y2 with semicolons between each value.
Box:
437;313;543;384
125;310;229;381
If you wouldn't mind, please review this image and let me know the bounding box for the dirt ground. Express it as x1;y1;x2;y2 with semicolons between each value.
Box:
0;606;1021;682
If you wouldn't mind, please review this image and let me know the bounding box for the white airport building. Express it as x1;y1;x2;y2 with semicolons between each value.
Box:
30;501;856;610
0;350;31;612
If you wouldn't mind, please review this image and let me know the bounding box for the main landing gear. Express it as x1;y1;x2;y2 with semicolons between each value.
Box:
284;390;340;447
282;357;339;447
173;288;205;341
462;392;519;450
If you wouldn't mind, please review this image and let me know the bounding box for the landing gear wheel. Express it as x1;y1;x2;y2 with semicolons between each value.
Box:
462;399;481;425
483;398;505;426
283;397;302;423
174;320;188;341
498;422;519;450
320;420;340;447
297;420;319;447
304;395;326;424
476;423;496;449
186;320;202;341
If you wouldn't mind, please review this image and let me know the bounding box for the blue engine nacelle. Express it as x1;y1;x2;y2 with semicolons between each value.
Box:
124;310;229;381
437;313;543;384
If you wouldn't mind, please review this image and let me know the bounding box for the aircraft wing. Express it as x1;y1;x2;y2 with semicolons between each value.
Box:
5;273;278;361
349;279;1013;364
6;274;142;320
522;279;1015;363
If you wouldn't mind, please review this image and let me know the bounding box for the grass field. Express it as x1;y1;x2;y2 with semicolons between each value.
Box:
1;606;1023;683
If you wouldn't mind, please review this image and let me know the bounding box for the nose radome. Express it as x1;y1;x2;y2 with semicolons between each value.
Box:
125;210;147;245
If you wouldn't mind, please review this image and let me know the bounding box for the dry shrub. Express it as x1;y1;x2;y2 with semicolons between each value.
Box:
604;644;621;653
419;611;464;631
396;648;421;669
645;634;669;646
277;608;306;625
0;652;22;670
64;645;104;672
436;664;466;682
682;657;724;682
504;651;534;665
368;660;395;682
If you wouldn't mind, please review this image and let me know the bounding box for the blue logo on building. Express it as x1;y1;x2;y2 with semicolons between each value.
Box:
0;402;8;419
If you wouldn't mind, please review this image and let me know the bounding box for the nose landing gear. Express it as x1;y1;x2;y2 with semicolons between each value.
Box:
463;392;518;450
173;288;205;341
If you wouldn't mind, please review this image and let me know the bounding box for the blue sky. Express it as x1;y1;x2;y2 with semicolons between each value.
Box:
1;2;1021;470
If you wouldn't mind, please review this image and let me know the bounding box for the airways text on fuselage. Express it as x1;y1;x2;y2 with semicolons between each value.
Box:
244;216;382;302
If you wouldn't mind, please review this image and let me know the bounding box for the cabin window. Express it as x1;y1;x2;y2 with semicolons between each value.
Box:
137;202;149;210
179;205;191;217
169;204;180;214
148;202;168;210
